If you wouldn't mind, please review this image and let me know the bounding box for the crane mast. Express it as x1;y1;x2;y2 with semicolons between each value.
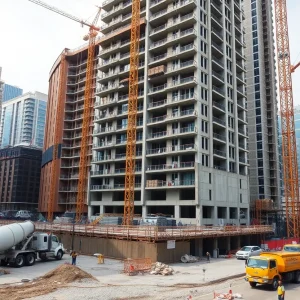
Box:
275;0;300;238
76;10;101;222
123;0;141;225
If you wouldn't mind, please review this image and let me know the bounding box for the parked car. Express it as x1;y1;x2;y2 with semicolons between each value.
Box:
2;210;18;220
15;210;32;220
236;246;262;260
0;212;5;219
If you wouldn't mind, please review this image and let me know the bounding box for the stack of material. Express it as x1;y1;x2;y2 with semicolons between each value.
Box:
146;180;159;187
150;262;174;275
100;217;122;225
181;254;199;263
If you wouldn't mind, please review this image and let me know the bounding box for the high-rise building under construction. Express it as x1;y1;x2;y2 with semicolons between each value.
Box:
40;0;250;225
243;0;280;207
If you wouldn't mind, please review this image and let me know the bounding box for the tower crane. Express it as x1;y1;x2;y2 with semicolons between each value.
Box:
28;0;101;222
29;0;141;225
123;0;141;225
274;0;300;238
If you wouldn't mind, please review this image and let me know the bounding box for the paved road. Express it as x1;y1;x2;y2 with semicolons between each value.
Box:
196;280;300;299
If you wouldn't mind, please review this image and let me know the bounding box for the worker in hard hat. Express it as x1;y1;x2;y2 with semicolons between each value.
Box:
70;250;78;265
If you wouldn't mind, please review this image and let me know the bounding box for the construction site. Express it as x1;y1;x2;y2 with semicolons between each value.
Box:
1;0;300;298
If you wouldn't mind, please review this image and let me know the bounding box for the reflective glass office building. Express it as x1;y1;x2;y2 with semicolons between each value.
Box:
3;84;23;102
0;92;47;148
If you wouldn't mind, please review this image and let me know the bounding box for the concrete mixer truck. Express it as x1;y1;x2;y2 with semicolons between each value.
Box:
0;221;65;268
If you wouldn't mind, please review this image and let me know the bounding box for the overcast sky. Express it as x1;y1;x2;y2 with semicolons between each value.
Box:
0;0;299;106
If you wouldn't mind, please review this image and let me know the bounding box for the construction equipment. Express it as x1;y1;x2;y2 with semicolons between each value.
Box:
274;0;300;238
123;0;141;226
245;252;300;289
0;221;65;268
28;0;101;222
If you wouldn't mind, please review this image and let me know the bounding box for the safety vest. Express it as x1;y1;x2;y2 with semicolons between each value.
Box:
278;286;284;295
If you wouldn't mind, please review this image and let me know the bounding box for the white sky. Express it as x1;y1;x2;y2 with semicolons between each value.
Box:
0;0;299;105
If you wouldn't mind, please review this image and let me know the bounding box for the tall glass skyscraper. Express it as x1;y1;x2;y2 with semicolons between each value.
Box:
0;92;47;148
3;84;23;102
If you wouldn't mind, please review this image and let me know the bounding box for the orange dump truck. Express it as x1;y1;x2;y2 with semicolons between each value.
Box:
245;252;300;290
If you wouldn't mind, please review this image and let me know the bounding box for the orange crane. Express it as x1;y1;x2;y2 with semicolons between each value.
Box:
123;0;141;225
28;0;101;222
275;0;300;238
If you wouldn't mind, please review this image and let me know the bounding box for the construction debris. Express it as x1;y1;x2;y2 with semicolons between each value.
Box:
181;254;199;263
150;262;174;275
0;264;97;300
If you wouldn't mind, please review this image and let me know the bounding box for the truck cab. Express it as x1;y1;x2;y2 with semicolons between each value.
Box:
283;244;300;252
245;252;300;290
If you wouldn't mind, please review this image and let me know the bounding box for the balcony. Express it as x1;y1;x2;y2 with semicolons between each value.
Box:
146;161;195;172
212;101;225;112
212;85;225;98
148;109;197;125
148;76;197;95
93;126;116;136
150;28;196;51
150;13;196;38
213;149;226;158
94;98;117;109
149;43;197;66
150;0;197;24
213;117;226;127
91;183;141;191
146;143;197;156
91;167;142;176
148;126;197;141
213;132;226;143
145;179;195;189
92;151;142;163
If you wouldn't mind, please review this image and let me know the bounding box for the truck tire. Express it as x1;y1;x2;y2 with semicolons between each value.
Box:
55;250;63;260
249;282;257;288
272;277;279;290
25;253;36;266
293;270;300;283
14;255;25;268
0;259;8;266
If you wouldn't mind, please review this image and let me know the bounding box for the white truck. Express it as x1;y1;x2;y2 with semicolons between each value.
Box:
0;221;65;268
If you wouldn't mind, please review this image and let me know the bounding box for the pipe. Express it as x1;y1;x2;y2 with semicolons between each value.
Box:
0;221;35;252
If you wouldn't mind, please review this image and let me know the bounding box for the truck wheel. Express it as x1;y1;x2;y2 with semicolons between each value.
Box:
272;278;279;290
55;250;63;260
25;253;36;266
293;270;300;283
0;259;8;266
14;255;25;268
249;282;257;288
40;253;48;261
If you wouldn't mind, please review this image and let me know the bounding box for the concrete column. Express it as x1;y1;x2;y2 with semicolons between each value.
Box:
213;238;218;249
142;205;147;218
194;239;203;256
196;205;201;225
100;205;104;214
226;237;231;252
175;205;180;220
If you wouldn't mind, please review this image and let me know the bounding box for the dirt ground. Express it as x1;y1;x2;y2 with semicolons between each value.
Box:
0;264;96;300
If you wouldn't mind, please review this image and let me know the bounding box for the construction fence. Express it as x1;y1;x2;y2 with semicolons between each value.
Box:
0;220;273;242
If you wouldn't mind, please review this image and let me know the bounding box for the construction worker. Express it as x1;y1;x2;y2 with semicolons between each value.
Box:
206;252;210;263
70;250;78;265
277;281;285;300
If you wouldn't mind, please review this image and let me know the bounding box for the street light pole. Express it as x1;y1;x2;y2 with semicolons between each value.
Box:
71;216;75;251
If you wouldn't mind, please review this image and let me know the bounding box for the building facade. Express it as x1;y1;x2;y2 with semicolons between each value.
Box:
0;146;42;211
0;68;4;123
3;84;23;102
243;0;280;206
39;46;98;214
0;92;47;148
88;0;250;225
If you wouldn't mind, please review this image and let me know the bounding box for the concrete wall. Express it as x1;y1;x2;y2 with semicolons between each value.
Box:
58;233;190;263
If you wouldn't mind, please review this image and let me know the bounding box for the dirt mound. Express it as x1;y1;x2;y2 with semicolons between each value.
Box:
41;263;95;284
0;264;97;300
